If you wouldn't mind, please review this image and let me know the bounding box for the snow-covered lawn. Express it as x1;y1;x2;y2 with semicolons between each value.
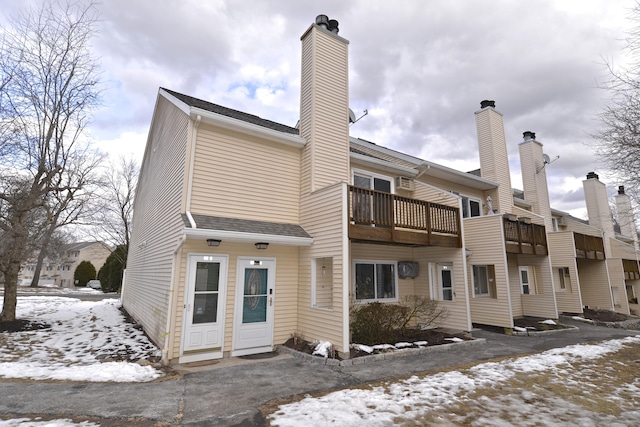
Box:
269;335;640;426
0;295;163;383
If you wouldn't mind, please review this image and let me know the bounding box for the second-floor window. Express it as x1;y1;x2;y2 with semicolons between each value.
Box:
353;171;394;227
461;196;481;218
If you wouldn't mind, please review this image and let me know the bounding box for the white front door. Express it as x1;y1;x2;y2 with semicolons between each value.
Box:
181;255;227;362
232;258;275;356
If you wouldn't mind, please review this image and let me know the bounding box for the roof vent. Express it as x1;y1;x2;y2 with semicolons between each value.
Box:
480;100;495;109
523;131;536;141
586;171;599;180
618;185;625;195
315;15;339;33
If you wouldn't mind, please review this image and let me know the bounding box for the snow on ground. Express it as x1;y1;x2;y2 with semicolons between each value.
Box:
0;295;163;382
0;419;98;427
269;335;640;426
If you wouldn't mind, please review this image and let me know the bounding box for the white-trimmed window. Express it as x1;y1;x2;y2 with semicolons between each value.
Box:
430;263;455;301
472;265;496;298
312;257;333;309
354;261;397;302
557;267;570;291
461;196;482;218
353;170;393;194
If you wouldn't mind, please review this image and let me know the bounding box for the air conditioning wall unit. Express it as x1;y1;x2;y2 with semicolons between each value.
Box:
395;176;415;191
557;216;567;226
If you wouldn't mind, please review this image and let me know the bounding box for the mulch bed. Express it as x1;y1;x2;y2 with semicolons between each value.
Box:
283;328;473;360
513;316;569;331
583;308;633;322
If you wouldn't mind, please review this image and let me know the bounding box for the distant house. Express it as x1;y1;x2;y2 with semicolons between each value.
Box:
18;242;112;287
123;15;639;366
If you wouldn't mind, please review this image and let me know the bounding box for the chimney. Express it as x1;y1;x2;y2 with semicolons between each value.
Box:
475;100;513;214
615;185;639;249
519;131;553;231
299;15;350;191
583;172;615;252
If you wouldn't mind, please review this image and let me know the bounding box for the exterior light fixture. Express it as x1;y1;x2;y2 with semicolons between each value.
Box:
255;242;269;250
207;239;221;247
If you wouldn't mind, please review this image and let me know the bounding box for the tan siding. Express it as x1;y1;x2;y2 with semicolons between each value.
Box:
563;217;602;235
172;240;299;359
548;232;583;314
463;216;513;328
298;183;346;351
189;124;301;223
515;254;558;319
578;258;613;310
610;238;638;259
123;96;188;350
350;243;470;331
475;108;513;213
300;27;350;192
413;182;460;208
512;206;545;226
607;258;631;314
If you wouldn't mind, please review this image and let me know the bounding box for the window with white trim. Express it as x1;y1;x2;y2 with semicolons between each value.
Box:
312;257;333;309
472;265;496;298
354;261;397;302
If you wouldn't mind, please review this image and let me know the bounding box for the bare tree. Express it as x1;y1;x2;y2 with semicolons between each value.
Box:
594;2;640;196
90;155;138;267
0;1;101;321
29;150;103;287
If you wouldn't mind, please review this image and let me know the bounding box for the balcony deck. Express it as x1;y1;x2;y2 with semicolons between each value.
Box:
503;217;548;255
348;186;461;247
574;232;605;260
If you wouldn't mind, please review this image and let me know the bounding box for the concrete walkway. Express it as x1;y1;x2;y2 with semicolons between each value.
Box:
0;318;638;426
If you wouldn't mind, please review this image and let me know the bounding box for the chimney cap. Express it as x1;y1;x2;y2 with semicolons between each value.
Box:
523;131;536;141
315;15;329;28
618;185;625;194
586;171;599;180
480;100;495;109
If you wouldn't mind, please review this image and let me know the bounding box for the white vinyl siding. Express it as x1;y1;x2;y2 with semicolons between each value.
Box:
123;96;189;350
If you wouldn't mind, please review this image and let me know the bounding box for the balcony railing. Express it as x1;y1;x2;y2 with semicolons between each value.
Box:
348;186;461;247
503;217;548;255
573;232;605;260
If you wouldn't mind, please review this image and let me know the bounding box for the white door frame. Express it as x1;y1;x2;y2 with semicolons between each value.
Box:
180;253;228;363
232;257;276;357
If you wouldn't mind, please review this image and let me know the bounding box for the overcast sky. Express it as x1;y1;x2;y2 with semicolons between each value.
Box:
2;0;636;218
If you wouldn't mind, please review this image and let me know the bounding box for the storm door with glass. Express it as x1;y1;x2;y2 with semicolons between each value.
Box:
182;255;227;358
232;258;275;356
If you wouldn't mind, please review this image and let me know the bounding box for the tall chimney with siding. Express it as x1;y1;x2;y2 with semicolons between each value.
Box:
475;100;513;214
519;131;553;231
615;185;639;249
299;15;350;192
583;172;615;253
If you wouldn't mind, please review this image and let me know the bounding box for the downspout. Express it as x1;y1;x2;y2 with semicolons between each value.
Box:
185;114;201;227
161;234;187;365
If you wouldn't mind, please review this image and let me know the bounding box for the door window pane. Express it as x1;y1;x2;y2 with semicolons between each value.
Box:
192;294;218;324
195;262;220;291
242;268;268;323
441;268;453;301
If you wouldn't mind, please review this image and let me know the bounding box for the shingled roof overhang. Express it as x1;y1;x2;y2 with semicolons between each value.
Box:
160;88;306;149
182;214;313;246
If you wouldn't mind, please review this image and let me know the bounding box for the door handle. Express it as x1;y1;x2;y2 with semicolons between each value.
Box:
269;297;272;307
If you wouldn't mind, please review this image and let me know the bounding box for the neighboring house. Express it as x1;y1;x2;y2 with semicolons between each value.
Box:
18;242;112;287
123;15;639;365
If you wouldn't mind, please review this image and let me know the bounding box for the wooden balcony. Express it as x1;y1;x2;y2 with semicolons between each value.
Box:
574;232;605;260
348;186;461;247
623;259;640;280
503;216;548;255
